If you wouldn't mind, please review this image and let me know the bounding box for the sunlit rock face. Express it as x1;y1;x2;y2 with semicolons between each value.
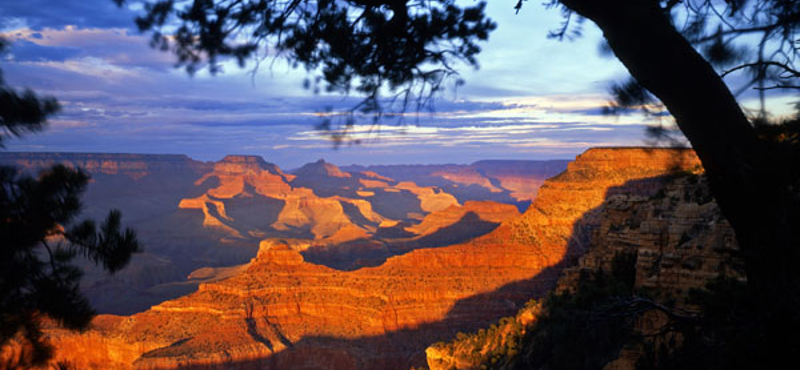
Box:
555;175;739;296
35;148;704;370
180;155;357;240
424;174;740;370
475;148;702;266
198;155;295;198
405;201;520;238
290;159;461;220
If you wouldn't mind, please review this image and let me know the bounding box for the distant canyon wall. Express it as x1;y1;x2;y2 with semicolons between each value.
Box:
0;153;565;316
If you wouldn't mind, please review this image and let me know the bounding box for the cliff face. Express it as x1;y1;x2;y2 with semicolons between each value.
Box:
558;174;741;370
406;201;520;237
178;155;464;242
425;173;741;370
554;175;739;296
35;148;705;370
476;148;702;266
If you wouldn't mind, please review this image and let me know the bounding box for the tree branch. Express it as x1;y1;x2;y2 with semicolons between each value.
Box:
753;84;800;90
722;61;800;78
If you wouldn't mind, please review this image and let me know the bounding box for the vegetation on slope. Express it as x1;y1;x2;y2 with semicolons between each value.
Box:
426;252;639;370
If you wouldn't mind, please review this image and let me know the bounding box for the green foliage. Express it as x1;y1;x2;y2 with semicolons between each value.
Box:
431;299;540;369
0;165;141;366
503;252;639;370
433;253;643;370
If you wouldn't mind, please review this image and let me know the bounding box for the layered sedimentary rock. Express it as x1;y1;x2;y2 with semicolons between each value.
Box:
3;153;563;315
558;175;741;370
291;160;460;220
475;148;702;264
35;148;703;370
425;173;741;370
179;156;464;240
388;201;521;253
393;181;459;214
431;167;503;193
554;175;739;296
342;160;570;206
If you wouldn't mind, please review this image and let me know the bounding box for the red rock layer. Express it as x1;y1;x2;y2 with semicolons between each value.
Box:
41;148;701;370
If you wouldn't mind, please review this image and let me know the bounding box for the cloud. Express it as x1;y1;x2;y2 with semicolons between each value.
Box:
3;27;175;72
0;0;660;168
4;39;80;62
0;0;140;31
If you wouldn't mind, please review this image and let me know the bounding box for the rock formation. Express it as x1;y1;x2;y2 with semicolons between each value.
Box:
28;148;704;370
424;172;741;370
178;155;460;240
342;160;570;208
0;153;558;317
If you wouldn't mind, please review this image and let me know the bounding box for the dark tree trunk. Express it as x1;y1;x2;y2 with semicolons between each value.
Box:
559;0;800;363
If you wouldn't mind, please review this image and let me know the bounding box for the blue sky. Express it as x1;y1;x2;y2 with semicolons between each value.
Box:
1;0;794;168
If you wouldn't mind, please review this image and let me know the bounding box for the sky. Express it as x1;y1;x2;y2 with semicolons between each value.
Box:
1;0;795;168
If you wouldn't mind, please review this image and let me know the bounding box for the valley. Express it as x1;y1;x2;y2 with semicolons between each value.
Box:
0;148;713;370
0;152;566;315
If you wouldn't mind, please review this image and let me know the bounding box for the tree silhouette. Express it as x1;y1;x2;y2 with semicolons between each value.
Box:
116;0;799;367
0;39;60;147
0;37;141;367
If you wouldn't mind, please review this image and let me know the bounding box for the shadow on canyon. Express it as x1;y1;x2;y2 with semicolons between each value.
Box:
302;211;503;270
143;174;675;370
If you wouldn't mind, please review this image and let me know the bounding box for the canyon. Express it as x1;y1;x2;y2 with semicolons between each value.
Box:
0;148;705;370
0;152;565;314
